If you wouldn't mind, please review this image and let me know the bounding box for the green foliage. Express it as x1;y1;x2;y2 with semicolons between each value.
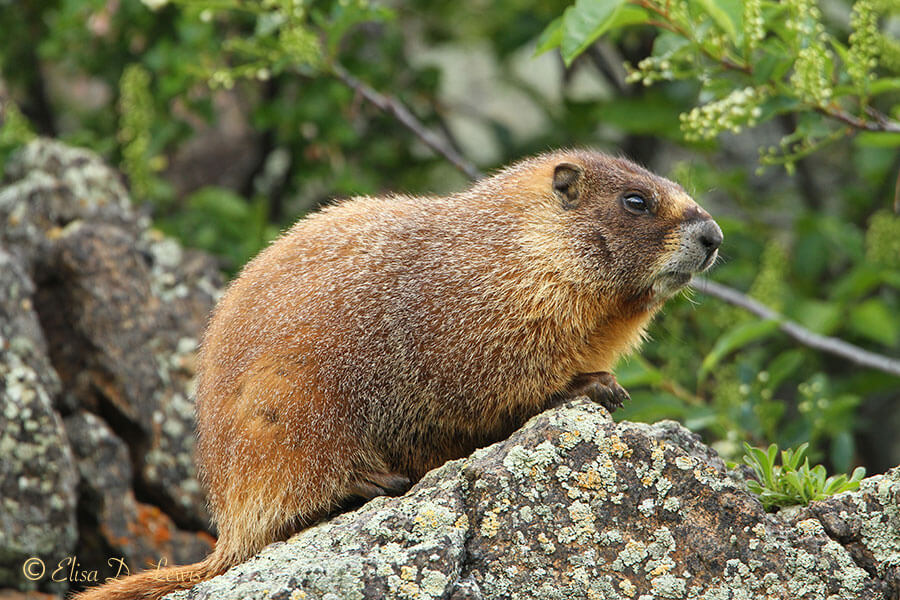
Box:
156;186;279;271
537;0;900;170
0;100;35;170
118;64;165;201
742;442;865;510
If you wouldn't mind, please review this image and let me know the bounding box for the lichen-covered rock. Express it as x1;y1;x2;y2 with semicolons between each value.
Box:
0;250;77;592
800;467;900;599
63;412;214;577
0;140;138;275
0;139;221;531
169;399;896;600
0;139;224;594
36;221;163;429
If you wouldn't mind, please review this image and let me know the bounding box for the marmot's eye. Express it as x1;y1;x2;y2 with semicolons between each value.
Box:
622;194;650;215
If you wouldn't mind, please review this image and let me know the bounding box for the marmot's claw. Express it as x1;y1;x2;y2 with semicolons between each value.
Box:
570;371;631;413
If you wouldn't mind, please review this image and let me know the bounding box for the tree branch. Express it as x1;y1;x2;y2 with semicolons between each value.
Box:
818;105;900;133
691;277;900;378
331;63;482;180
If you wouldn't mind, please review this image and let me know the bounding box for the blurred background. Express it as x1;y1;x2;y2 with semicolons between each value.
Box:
1;0;898;479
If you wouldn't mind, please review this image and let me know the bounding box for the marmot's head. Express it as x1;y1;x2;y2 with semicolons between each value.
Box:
521;149;722;311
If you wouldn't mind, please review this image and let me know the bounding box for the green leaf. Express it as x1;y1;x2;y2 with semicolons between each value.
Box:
829;430;854;474
848;299;899;347
782;442;807;470
783;471;804;496
765;350;805;390
854;132;900;148
652;30;691;56
613;391;687;423
810;464;827;490
823;474;847;495
700;319;780;378
869;77;900;95
562;0;623;64
694;0;741;39
561;0;648;65
766;443;779;470
615;355;665;387
831;266;886;302
790;300;842;336
683;406;720;431
535;15;564;56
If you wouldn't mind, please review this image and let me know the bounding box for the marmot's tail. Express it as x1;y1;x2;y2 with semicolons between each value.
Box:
69;554;226;600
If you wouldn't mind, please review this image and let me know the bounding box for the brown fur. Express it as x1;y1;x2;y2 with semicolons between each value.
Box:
72;149;719;599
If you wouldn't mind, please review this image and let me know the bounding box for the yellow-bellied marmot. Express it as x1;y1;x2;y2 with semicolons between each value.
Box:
74;149;721;599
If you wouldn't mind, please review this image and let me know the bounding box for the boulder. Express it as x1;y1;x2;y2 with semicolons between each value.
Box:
169;399;899;600
0;250;76;593
0;139;222;593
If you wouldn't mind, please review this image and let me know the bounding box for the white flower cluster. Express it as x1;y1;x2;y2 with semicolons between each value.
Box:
742;0;765;53
784;0;825;40
647;0;690;26
210;70;236;90
847;0;880;90
141;0;168;10
279;24;321;65
790;43;833;107
625;56;675;87
679;87;764;141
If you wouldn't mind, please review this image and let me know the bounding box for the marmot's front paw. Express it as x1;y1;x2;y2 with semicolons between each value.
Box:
569;371;631;412
350;471;412;500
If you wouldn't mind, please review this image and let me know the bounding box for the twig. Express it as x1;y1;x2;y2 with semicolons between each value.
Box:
691;277;900;378
331;63;482;180
819;106;900;133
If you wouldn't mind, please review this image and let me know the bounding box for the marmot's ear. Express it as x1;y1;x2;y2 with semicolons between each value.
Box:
553;162;583;209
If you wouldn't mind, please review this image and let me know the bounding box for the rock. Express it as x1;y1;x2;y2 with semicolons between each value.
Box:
64;412;214;579
0;140;137;276
0;250;77;592
169;399;897;600
0;139;224;594
36;221;163;429
0;138;222;530
800;470;900;599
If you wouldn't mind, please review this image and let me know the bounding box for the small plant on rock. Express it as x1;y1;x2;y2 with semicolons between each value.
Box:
742;442;865;510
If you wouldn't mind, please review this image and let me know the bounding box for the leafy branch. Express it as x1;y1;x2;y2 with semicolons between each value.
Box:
692;278;900;378
536;0;900;168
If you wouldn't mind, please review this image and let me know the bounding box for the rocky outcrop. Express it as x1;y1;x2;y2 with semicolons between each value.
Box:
0;140;221;594
168;399;899;600
1;141;898;599
0;249;76;594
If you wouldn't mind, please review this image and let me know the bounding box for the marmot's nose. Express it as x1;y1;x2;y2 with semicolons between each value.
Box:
697;219;723;251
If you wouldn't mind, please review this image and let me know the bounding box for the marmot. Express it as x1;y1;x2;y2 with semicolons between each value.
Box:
73;149;721;599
